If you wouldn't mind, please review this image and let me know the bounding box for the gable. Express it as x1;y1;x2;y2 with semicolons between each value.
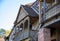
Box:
17;6;28;23
31;0;39;14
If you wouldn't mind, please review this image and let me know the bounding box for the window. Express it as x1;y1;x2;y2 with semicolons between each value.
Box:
30;24;32;30
19;27;23;31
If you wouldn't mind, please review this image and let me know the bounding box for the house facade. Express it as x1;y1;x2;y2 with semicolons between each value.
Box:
13;4;39;41
38;0;60;41
7;0;60;41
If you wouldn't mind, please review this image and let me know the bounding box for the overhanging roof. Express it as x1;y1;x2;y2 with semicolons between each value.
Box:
22;5;38;17
14;5;38;24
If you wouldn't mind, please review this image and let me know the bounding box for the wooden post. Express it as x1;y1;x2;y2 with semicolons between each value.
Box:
56;29;60;41
39;0;41;23
23;21;25;31
28;17;30;36
43;0;46;21
39;0;42;28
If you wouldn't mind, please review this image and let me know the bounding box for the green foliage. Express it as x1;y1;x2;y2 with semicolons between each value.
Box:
0;29;11;37
0;29;5;33
0;29;6;37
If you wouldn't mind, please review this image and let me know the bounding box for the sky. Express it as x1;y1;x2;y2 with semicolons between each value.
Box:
0;0;36;30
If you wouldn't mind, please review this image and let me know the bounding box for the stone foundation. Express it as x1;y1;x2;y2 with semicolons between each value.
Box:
38;28;51;41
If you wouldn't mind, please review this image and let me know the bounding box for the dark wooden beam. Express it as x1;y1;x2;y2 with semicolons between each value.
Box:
39;0;52;3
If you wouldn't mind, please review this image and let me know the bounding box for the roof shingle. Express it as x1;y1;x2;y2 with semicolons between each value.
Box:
22;5;39;17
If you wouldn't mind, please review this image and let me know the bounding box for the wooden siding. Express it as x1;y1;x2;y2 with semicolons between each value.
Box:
17;7;28;23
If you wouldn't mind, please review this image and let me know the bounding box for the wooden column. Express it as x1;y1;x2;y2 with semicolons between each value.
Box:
14;28;16;35
38;28;51;41
39;0;42;24
15;27;18;33
43;0;46;21
56;29;60;41
15;27;16;33
28;17;30;36
38;0;43;29
23;21;25;31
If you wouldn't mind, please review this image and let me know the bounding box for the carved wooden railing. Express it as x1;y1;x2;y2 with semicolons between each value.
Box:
13;30;38;41
42;3;60;22
14;30;29;41
45;4;60;20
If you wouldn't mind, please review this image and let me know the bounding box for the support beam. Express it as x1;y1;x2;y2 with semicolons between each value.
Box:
39;0;52;3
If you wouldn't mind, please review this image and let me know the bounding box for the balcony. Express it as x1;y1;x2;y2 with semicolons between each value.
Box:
45;4;60;20
14;30;38;41
14;30;29;41
41;3;60;28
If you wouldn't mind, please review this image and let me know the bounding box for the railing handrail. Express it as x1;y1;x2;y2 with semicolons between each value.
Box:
14;30;29;40
46;3;60;13
45;3;60;20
